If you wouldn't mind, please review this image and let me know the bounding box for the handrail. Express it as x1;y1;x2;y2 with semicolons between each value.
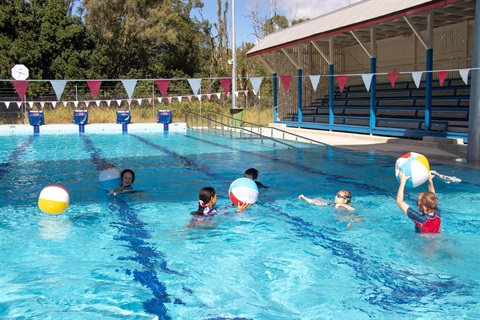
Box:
185;112;328;148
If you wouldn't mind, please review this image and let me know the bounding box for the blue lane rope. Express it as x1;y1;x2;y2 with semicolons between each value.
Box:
0;136;34;181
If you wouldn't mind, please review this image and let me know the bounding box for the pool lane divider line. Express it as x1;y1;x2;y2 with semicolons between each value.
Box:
0;136;34;181
80;135;185;319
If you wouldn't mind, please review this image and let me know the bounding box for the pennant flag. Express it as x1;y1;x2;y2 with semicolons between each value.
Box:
388;72;398;87
308;75;321;91
86;80;102;99
187;96;192;102
197;95;202;100
121;80;137;99
50;80;67;100
74;101;79;108
234;91;239;98
226;92;230;98
127;99;132;106
136;98;142;105
361;74;374;92
435;70;448;87
106;100;111;106
62;101;66;107
51;102;56;109
336;75;348;93
13;80;29;100
28;101;33;108
459;69;469;84
53;101;59;109
84;101;90;108
177;96;182;102
216;93;221;99
40;101;45;109
16;102;22;108
167;97;172;103
249;77;263;95
411;71;423;88
4;101;10;109
156;80;170;97
219;78;232;93
148;98;152;104
207;94;212;100
244;90;248;97
188;78;202;95
157;97;162;103
92;100;99;107
116;99;122;107
280;76;292;92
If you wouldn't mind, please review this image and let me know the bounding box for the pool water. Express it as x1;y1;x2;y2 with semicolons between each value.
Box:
0;130;479;319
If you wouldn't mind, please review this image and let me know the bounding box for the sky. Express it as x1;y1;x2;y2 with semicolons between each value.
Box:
192;0;362;47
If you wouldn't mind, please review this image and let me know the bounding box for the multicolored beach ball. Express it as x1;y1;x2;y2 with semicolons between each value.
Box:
38;185;70;214
395;152;430;188
229;177;259;206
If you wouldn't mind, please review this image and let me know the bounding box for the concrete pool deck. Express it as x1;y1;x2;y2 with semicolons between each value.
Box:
267;123;479;170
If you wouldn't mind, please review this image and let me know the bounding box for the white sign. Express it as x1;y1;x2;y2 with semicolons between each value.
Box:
11;64;29;80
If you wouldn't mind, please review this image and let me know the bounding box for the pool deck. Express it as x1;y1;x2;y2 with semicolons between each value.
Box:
267;123;479;170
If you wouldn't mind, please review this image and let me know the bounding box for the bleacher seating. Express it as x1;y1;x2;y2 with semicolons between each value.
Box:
286;78;470;136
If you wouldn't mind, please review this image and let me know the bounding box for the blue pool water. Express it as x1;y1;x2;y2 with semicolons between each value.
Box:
0;130;479;319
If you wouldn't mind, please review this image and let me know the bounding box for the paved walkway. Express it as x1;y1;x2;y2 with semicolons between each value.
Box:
266;123;479;170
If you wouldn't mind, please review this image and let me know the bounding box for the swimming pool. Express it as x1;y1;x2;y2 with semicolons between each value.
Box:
0;128;479;319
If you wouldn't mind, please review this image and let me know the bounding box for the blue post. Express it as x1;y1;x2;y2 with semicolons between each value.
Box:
79;125;85;133
329;64;335;127
273;73;278;122
33;125;39;134
425;48;433;131
467;0;480;162
298;69;303;123
369;58;377;131
122;123;128;132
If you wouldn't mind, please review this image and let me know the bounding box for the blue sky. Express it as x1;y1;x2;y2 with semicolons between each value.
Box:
192;0;361;47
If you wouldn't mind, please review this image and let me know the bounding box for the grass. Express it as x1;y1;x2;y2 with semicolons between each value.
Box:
0;101;275;126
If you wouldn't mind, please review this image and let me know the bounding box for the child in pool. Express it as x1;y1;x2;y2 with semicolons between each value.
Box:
103;164;135;195
299;189;355;212
190;187;250;220
244;168;268;189
396;170;440;233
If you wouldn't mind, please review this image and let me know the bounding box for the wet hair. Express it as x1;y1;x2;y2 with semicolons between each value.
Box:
191;187;216;216
121;169;135;183
418;191;438;213
244;168;259;180
337;189;352;204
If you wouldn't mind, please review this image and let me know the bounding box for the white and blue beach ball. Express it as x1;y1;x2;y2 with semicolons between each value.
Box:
229;177;259;205
99;167;121;190
395;152;430;188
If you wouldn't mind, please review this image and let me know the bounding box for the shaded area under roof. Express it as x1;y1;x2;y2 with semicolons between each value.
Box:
247;0;476;57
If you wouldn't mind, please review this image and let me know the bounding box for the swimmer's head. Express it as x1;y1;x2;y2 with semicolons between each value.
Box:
244;168;259;180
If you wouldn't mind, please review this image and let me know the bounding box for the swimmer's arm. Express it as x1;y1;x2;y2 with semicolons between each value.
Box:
334;203;355;212
396;170;410;214
109;186;133;196
299;195;329;206
428;171;436;194
236;202;251;213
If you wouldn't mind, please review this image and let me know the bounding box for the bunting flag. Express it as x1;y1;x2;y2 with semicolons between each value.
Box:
207;94;212;100
177;96;182;102
92;100;99;107
361;74;374;92
136;98;142;105
411;71;423;88
234;91;239;98
106;100;111;106
249;77;263;95
388;72;398;87
197;95;202;100
459;69;469;84
4;101;10;109
216;93;221;99
40;101;45;109
336;75;348;93
127;99;132;106
86;80;102;99
167;97;172;103
437;70;448;87
62;101;67;107
116;99;122;107
219;78;232;93
51;102;56;109
157;97;162;103
50;80;67;100
187;96;192;102
226;92;230;98
280;76;292;92
308;75;321;91
13;80;29;100
244;90;248;97
188;78;202;95
16;101;22;108
122;80;137;99
84;101;90;108
148;98;152;104
156;79;170;97
28;101;33;108
74;101;79;108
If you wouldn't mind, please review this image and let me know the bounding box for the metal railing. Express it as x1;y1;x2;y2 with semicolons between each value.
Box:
185;112;327;149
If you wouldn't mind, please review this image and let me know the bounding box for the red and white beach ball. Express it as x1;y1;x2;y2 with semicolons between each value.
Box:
229;177;259;205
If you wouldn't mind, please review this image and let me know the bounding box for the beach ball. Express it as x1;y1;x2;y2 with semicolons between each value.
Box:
38;185;70;215
99;167;121;190
395;152;430;188
229;177;259;205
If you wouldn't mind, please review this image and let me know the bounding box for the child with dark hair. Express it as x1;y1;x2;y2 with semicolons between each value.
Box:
190;187;250;222
103;164;136;195
396;170;440;233
244;168;268;189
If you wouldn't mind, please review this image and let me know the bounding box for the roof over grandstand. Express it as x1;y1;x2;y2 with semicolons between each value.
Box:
247;0;476;57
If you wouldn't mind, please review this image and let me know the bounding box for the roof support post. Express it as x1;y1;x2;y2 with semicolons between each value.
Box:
467;0;480;163
273;73;278;122
370;26;377;133
328;37;335;128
